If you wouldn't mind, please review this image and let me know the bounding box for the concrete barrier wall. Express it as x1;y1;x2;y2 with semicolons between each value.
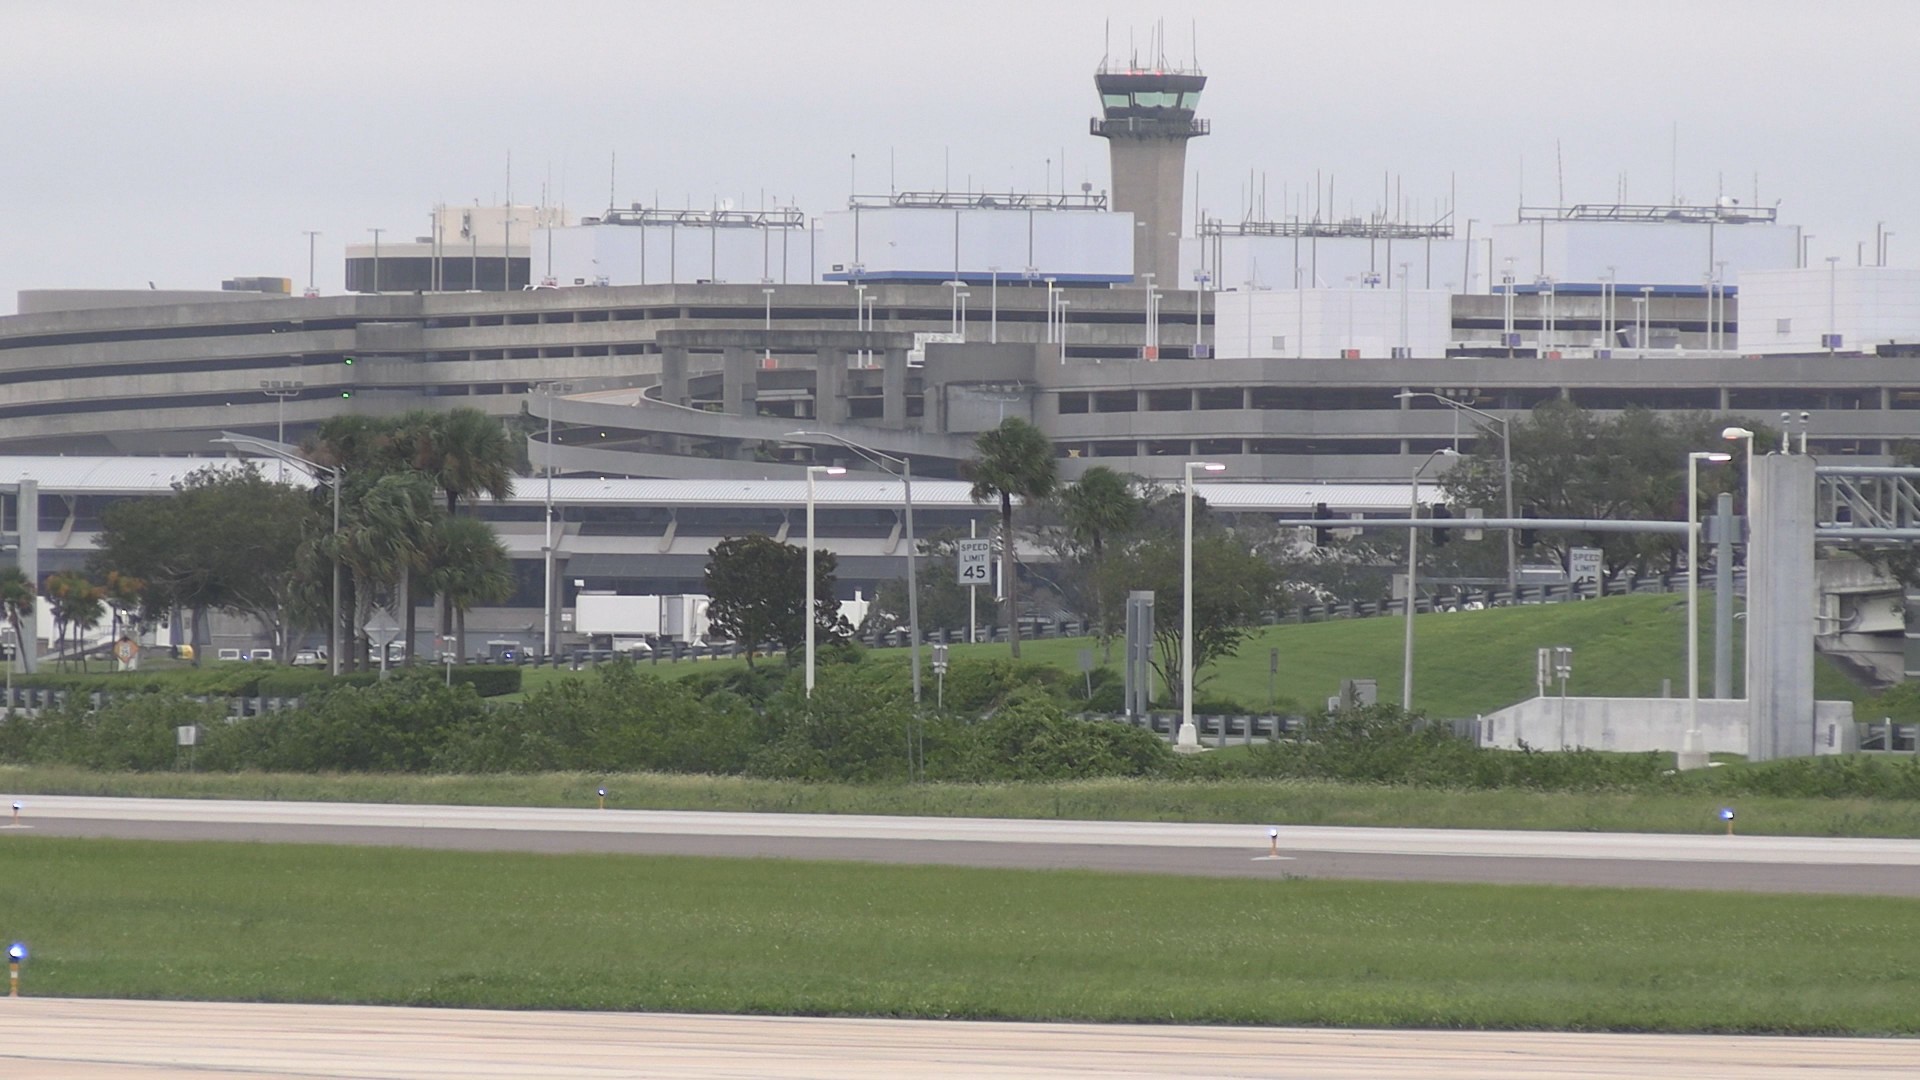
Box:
1478;696;1856;756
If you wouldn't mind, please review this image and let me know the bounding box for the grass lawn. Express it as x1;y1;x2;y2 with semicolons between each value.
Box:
0;836;1912;1034
38;595;1868;720
512;593;1865;719
9;766;1920;838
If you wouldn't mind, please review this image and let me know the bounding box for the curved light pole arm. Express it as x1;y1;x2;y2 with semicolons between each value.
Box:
788;431;920;706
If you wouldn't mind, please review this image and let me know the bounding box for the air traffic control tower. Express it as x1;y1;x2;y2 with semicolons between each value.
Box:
1091;63;1207;287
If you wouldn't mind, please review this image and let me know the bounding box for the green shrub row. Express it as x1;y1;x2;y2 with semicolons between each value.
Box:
11;664;519;699
5;660;1918;797
0;659;1161;782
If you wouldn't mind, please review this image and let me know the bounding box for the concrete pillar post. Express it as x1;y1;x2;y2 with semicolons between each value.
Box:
813;348;847;425
659;347;689;406
1746;454;1816;761
721;347;757;417
881;348;909;429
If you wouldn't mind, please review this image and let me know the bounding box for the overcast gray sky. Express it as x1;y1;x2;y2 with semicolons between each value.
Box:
5;0;1915;313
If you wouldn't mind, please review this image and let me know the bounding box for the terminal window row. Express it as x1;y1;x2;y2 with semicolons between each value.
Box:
1056;387;1902;415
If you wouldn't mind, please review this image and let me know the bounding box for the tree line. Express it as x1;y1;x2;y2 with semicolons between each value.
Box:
854;404;1779;705
86;408;517;670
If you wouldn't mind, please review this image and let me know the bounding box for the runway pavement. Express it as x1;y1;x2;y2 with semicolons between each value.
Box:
1;999;1914;1079
7;794;1920;894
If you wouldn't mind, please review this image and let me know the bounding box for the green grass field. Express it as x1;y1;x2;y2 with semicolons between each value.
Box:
34;594;1866;720
510;593;1861;718
0;836;1912;1033
10;766;1920;837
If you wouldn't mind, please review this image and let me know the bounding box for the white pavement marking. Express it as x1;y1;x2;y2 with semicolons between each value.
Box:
11;794;1920;866
0;999;1914;1079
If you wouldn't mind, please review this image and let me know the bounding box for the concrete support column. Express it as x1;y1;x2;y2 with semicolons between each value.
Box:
813;348;848;425
15;479;38;674
881;348;909;429
1905;588;1920;682
659;347;689;406
721;347;757;417
1746;454;1816;761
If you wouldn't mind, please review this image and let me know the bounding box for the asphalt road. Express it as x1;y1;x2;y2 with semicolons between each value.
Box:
8;795;1920;895
1;999;1915;1079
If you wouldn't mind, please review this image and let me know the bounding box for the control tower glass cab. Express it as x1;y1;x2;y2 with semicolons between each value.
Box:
1091;69;1208;287
1093;71;1208;131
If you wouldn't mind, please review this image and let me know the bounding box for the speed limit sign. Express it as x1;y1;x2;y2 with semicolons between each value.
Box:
956;538;992;587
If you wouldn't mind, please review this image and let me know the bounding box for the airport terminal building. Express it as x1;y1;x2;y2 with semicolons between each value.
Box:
5;57;1919;654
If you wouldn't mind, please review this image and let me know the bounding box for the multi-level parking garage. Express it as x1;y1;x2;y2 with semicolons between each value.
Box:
5;282;1915;486
0;283;1198;458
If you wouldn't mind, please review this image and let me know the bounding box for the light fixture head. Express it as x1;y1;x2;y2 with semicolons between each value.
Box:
1200;462;1226;473
1699;452;1733;463
1721;426;1754;440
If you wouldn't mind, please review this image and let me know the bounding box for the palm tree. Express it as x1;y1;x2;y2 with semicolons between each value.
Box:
414;408;516;516
427;515;515;661
963;417;1058;658
1058;466;1141;658
0;566;35;671
335;472;439;669
43;571;105;671
407;409;515;658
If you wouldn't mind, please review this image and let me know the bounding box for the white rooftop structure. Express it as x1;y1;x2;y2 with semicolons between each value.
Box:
0;457;1432;513
1736;266;1920;355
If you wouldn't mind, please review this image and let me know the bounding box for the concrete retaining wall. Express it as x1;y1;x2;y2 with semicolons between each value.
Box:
1479;695;1856;756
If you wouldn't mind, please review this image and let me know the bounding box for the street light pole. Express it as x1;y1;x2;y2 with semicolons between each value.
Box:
804;465;845;697
260;379;305;482
536;381;573;660
302;230;321;297
1179;460;1226;750
989;267;999;343
1403;448;1459;711
788;432;920;704
1396;392;1515;595
762;287;775;363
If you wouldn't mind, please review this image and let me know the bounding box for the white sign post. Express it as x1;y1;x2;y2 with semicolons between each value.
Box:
1568;546;1603;590
956;538;992;587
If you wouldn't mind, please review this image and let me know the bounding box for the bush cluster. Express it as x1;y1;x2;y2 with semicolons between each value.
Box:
13;664;519;700
6;664;1919;799
0;658;1174;783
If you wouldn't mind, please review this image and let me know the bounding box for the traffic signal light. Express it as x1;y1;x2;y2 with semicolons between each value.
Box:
1311;502;1332;546
1430;503;1453;547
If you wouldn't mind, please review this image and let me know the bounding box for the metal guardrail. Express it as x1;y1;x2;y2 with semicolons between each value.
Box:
1858;722;1918;753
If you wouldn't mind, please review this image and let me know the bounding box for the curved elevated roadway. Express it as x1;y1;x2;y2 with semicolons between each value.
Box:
9;795;1920;895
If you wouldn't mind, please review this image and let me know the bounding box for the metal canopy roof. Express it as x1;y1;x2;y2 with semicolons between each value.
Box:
0;457;1431;512
0;456;257;494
